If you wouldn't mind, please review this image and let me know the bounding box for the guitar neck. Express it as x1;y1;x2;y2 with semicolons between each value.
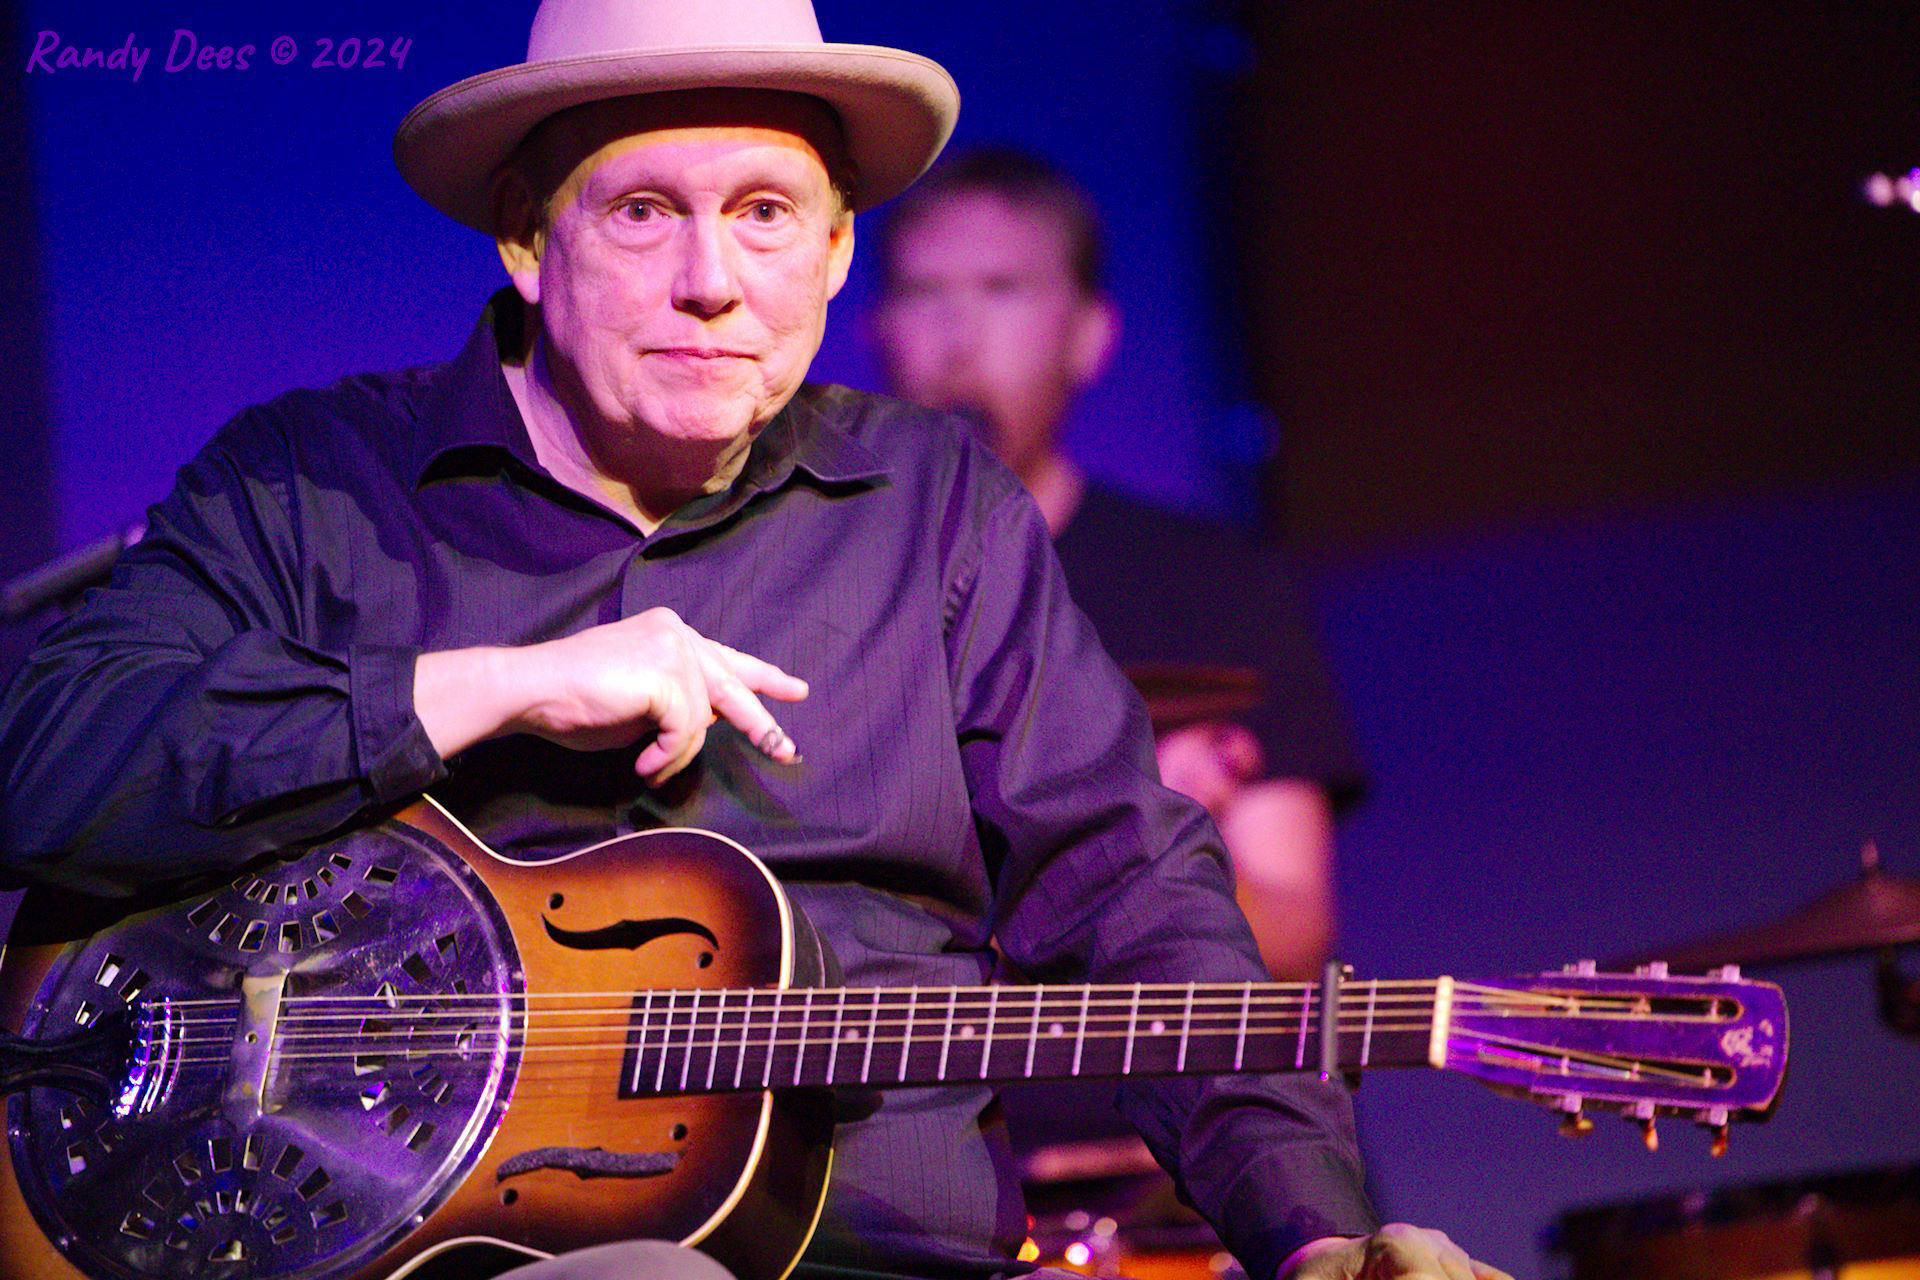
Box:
615;978;1446;1098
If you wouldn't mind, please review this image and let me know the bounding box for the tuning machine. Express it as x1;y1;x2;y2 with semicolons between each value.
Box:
1627;1100;1658;1151
1555;1095;1593;1138
1695;1105;1731;1157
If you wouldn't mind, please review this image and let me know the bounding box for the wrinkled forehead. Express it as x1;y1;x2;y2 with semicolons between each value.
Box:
511;88;851;208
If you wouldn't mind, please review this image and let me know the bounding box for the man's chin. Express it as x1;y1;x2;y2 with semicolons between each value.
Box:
630;403;761;450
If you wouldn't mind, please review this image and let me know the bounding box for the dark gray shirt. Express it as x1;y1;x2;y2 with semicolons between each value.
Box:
0;293;1376;1279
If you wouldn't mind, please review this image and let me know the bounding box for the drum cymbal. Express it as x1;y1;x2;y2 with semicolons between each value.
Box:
1650;844;1920;968
1122;663;1262;734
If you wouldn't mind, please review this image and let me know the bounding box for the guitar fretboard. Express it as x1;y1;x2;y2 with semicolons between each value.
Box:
611;980;1445;1098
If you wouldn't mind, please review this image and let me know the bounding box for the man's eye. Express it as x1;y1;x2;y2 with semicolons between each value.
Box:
619;201;659;223
748;201;786;223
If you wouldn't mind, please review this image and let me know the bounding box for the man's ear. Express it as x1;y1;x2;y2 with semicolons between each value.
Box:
492;167;545;306
825;210;856;302
1067;293;1120;390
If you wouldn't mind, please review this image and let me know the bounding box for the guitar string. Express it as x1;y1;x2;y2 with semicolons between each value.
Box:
152;1013;1714;1078
158;1017;1447;1057
150;990;1706;1052
149;1005;1705;1062
141;977;1459;1011
240;1027;1701;1099
147;981;1674;1028
150;1000;1660;1053
159;1000;1702;1057
1455;1028;1726;1086
127;1000;1729;1091
153;1015;1451;1068
161;991;1452;1039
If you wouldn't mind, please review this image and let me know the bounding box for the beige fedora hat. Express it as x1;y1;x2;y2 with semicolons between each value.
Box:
394;0;960;232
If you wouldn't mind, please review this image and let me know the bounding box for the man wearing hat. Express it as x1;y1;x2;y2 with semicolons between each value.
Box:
0;3;1503;1278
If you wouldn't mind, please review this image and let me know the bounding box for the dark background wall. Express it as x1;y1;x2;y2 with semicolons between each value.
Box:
0;0;60;676
1237;3;1920;562
7;3;1919;1275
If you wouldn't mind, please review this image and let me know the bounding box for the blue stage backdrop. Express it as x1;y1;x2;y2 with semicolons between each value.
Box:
14;3;1920;1277
19;0;1252;553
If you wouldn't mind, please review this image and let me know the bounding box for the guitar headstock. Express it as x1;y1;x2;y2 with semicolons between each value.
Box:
1439;962;1787;1153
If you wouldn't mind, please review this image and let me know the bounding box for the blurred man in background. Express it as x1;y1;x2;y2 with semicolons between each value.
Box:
873;148;1364;985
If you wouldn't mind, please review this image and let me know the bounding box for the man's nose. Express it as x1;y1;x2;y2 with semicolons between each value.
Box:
672;215;740;320
923;298;980;369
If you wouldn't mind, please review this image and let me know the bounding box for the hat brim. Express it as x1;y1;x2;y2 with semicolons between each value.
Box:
394;43;959;231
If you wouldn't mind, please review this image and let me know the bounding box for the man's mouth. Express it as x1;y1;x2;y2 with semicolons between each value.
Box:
651;347;751;360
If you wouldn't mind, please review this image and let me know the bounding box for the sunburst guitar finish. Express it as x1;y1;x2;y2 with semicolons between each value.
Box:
0;801;833;1280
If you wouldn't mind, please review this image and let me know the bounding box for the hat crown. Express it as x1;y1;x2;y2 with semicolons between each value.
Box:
528;0;826;61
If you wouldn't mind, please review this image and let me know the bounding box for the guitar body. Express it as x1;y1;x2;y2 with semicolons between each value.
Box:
0;802;834;1280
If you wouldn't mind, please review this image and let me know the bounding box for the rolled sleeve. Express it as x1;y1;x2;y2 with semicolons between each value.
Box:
350;643;443;803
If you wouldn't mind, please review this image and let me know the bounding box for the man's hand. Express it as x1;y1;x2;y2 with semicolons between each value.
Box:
1282;1226;1514;1280
414;607;808;784
1155;720;1264;816
1155;720;1336;980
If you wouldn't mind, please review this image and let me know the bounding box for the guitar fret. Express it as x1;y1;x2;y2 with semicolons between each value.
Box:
898;987;918;1083
1024;986;1042;1078
1176;981;1196;1073
861;989;880;1084
761;990;781;1088
980;987;1000;1080
1071;986;1091;1076
655;990;675;1093
1234;980;1251;1071
1121;982;1141;1075
706;989;724;1091
937;988;958;1080
1294;981;1311;1070
794;991;813;1087
733;989;752;1090
631;990;654;1095
825;991;846;1086
680;989;700;1092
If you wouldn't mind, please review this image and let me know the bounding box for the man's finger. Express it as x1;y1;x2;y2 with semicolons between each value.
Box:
1418;1233;1480;1280
712;642;810;702
634;661;708;783
696;643;801;764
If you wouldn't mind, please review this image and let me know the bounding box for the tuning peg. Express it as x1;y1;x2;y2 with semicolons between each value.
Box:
1708;964;1742;982
1633;961;1670;978
1628;1101;1658;1151
1695;1106;1731;1157
1555;1095;1592;1137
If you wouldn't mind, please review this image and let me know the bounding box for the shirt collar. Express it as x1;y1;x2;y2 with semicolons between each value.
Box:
410;288;544;485
412;290;889;502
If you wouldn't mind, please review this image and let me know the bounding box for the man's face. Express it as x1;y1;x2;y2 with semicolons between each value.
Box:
500;91;854;458
874;192;1113;478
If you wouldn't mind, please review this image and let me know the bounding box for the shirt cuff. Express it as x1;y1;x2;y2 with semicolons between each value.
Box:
1216;1144;1381;1280
349;644;445;802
